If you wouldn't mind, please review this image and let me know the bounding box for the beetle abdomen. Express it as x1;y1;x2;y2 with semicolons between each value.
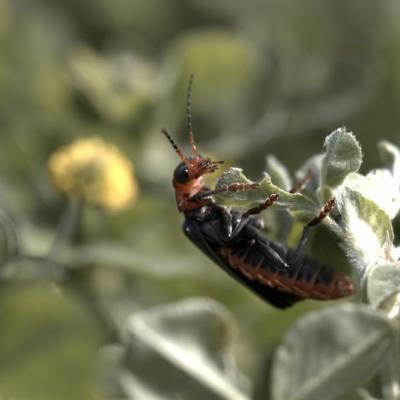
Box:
219;240;354;300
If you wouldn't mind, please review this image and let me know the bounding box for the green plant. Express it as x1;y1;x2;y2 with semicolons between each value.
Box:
1;128;399;400
214;128;400;400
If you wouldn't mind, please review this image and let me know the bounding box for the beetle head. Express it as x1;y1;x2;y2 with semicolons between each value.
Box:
162;129;223;184
162;75;223;184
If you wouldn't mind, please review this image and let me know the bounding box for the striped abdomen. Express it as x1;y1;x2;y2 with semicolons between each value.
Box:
219;240;353;300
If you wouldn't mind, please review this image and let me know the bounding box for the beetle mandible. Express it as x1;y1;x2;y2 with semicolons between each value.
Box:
162;76;353;309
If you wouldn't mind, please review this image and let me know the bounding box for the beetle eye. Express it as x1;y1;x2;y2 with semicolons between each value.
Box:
174;162;190;183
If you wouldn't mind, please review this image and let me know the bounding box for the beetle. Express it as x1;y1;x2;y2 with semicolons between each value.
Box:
162;76;354;309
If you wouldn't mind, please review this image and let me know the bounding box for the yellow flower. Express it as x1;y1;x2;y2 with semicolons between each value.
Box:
48;137;138;211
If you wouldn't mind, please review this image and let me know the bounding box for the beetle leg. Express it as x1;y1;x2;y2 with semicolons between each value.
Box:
242;193;279;218
191;182;259;201
296;198;336;253
215;206;253;241
225;193;279;238
218;206;234;238
289;169;312;193
248;217;264;230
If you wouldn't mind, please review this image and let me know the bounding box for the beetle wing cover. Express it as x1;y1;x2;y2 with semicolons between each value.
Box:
183;218;302;309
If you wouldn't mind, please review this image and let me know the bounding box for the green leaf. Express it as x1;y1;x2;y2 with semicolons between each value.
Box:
342;170;400;219
61;241;202;278
379;293;400;320
215;167;318;221
105;298;251;400
320;127;362;189
366;263;400;309
272;304;395;400
296;154;324;201
316;185;334;206
378;140;400;183
214;167;259;207
99;344;164;400
336;187;394;272
265;155;292;192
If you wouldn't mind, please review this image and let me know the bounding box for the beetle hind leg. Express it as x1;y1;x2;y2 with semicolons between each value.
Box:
296;198;335;253
289;169;313;193
242;193;280;218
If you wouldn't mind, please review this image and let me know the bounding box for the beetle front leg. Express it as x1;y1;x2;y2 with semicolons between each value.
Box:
191;182;259;201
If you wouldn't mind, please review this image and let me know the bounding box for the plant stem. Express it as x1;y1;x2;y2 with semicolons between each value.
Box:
0;206;20;259
49;197;83;258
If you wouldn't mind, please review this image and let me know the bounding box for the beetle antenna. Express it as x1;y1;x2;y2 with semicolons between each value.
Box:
186;74;199;156
161;129;186;161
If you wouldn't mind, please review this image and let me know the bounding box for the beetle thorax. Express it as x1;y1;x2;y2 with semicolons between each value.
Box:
174;176;207;212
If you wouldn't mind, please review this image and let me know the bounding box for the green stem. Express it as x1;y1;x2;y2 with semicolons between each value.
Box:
49;197;84;258
49;198;121;343
0;206;20;259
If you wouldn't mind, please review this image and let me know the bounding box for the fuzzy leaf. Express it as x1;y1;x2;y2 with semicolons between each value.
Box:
215;167;318;221
296;154;324;199
272;304;395;400
342;171;400;219
214;167;259;207
336;187;394;272
105;298;251;400
366;263;400;309
378;140;400;183
265;155;292;192
99;345;165;400
320;127;362;188
61;241;202;278
380;293;400;320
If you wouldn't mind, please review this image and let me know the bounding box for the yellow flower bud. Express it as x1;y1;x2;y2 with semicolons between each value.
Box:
48;137;138;211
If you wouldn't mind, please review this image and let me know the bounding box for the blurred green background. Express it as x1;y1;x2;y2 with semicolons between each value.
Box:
1;0;400;399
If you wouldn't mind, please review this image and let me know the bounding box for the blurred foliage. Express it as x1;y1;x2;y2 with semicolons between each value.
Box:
1;0;400;399
0;284;101;400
